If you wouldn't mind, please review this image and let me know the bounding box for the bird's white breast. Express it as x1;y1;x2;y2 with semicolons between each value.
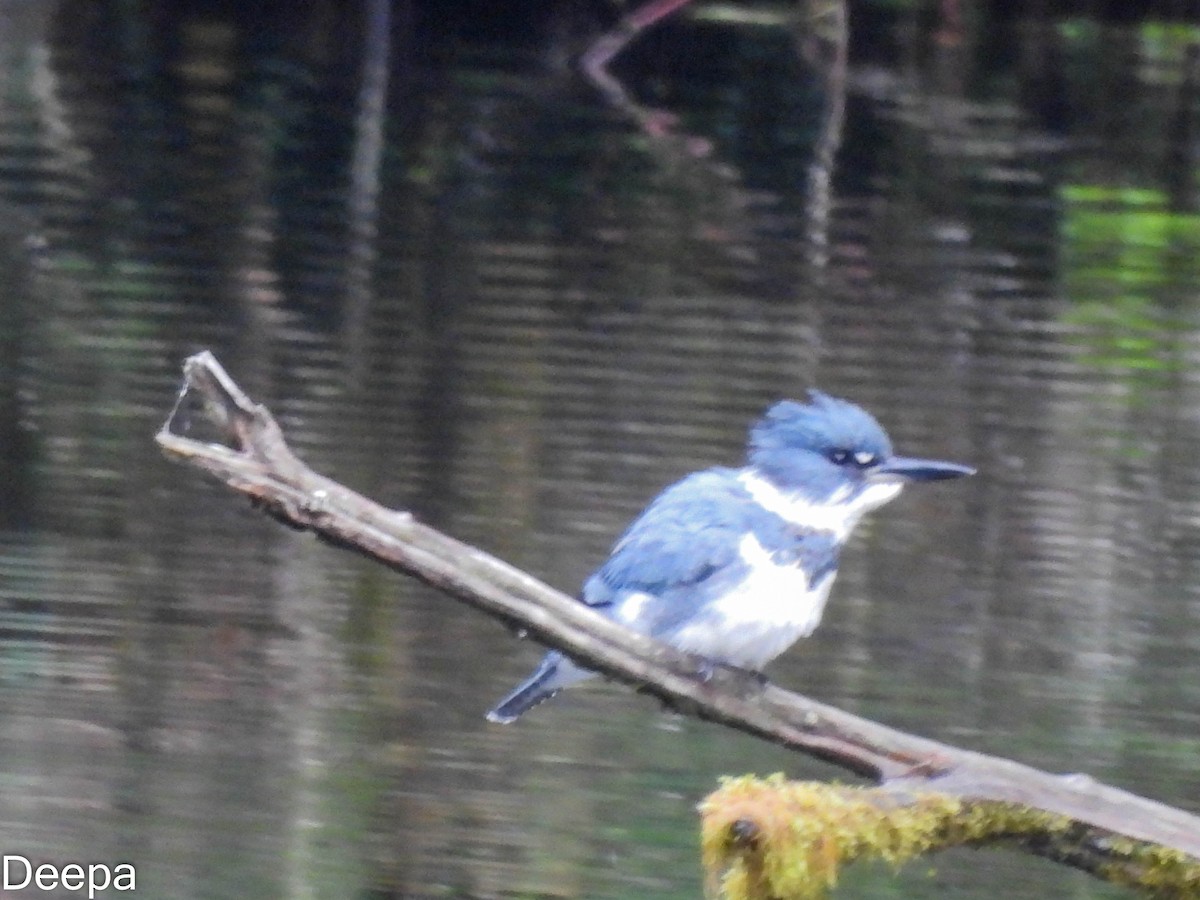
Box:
669;533;835;670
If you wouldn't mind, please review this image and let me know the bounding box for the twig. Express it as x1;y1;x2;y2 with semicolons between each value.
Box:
580;0;694;116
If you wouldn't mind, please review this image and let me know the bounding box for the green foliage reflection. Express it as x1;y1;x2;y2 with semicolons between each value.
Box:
1060;185;1199;382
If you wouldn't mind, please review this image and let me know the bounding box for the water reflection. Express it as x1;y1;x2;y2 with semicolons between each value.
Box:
0;1;1196;898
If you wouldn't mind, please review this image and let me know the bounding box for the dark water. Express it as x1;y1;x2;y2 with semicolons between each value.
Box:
0;1;1198;897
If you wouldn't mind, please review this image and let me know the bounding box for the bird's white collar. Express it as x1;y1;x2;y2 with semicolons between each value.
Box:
737;468;903;540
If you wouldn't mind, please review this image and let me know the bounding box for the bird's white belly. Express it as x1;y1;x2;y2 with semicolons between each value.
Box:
669;534;836;670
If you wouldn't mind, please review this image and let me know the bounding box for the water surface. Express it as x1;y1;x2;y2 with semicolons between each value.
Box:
0;2;1197;897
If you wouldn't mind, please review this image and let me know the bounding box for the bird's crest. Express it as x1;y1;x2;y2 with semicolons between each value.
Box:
750;391;892;466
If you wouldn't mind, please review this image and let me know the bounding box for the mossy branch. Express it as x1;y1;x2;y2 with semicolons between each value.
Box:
157;352;1200;897
701;776;1200;899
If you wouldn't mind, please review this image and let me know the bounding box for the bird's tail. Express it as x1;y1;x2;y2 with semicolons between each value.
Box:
486;653;587;724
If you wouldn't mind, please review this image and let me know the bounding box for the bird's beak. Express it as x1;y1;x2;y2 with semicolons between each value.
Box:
872;456;975;482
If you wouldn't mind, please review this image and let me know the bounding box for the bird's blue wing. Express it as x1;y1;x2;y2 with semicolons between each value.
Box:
581;469;749;612
581;468;845;648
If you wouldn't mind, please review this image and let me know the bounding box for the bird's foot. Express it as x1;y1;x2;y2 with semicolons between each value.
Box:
690;660;769;698
692;659;720;683
719;662;769;688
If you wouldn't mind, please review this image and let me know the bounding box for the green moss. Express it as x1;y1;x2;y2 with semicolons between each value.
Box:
698;775;1200;900
1097;837;1200;897
700;776;975;899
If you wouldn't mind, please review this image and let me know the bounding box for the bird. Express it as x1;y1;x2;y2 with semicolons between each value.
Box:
486;390;974;724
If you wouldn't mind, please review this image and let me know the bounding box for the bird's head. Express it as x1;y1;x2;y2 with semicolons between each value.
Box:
747;391;974;510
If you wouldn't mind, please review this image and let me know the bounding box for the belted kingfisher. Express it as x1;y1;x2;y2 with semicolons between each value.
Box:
487;391;973;724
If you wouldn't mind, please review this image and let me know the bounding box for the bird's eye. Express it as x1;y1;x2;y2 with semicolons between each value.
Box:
829;449;877;468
